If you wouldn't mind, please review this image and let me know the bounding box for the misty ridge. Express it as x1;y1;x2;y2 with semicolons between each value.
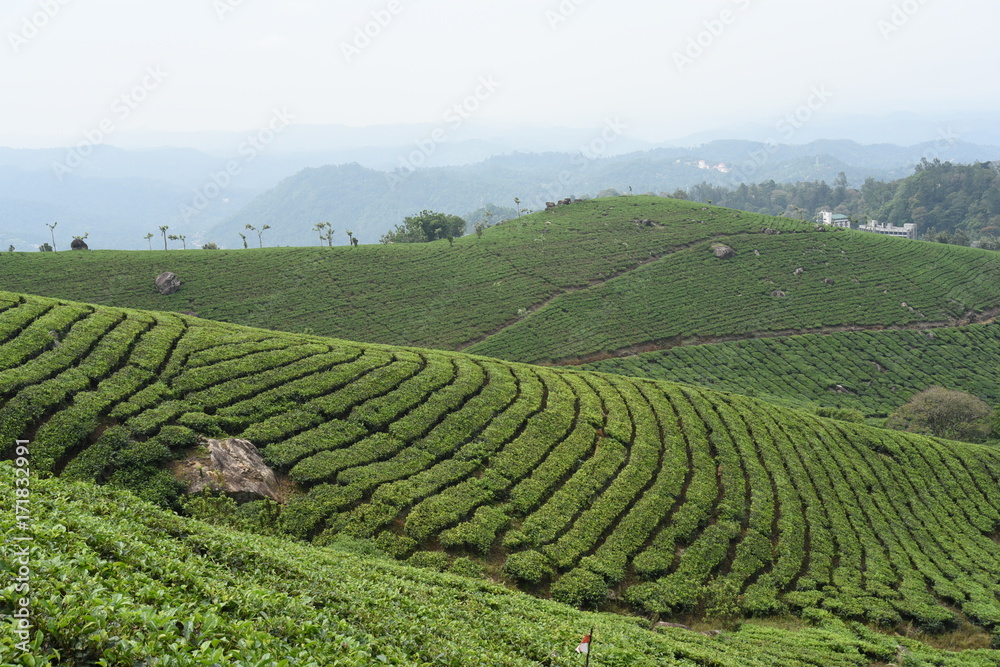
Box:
2;115;999;251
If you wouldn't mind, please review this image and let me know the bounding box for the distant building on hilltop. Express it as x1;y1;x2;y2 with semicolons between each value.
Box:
859;220;917;239
819;211;852;228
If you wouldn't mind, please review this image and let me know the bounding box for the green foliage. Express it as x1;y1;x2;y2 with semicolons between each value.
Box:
813;407;866;423
380;209;467;244
503;550;553;584
583;325;1000;419
405;550;450;572
448;556;485;579
886;386;994;442
9;468;997;666
550;568;607;608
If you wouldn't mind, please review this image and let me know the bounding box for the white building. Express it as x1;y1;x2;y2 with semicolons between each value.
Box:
859;220;917;240
820;211;852;228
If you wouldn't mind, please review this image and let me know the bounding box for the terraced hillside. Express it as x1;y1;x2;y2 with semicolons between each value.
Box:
6;290;1000;638
8;472;998;667
0;197;808;351
6;196;1000;366
582;324;1000;418
467;229;1000;363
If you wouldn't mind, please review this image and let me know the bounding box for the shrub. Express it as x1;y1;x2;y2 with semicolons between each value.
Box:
503;551;553;584
886;386;993;441
406;551;449;572
448;557;485;579
550;568;606;608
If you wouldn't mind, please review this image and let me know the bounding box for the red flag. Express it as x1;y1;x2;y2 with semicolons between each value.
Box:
575;633;591;654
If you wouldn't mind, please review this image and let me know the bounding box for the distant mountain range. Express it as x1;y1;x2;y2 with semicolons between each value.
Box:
1;117;998;250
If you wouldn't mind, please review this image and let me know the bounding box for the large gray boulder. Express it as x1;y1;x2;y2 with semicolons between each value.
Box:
172;438;283;503
155;272;181;295
711;244;736;259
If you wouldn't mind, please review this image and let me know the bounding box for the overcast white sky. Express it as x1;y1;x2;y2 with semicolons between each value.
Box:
2;0;997;148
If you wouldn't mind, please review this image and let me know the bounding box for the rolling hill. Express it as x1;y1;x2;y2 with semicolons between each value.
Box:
6;290;1000;647
581;324;1000;419
8;469;998;665
5;196;1000;369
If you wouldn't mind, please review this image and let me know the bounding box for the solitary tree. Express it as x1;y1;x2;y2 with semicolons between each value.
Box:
380;210;466;244
514;197;521;218
886;386;994;442
159;225;169;251
238;233;248;249
143;232;154;250
245;223;271;248
46;221;58;252
345;230;355;247
314;222;333;247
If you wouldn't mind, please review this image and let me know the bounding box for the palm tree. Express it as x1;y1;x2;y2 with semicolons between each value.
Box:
159;226;169;251
245;223;271;248
46;222;58;251
514;197;521;218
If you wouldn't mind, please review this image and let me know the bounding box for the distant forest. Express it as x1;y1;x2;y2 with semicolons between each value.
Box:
661;160;1000;247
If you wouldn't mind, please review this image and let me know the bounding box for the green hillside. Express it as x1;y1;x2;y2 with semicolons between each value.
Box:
7;471;997;666
6;291;1000;643
4;196;1000;369
581;324;1000;418
467;229;1000;363
0;197;808;352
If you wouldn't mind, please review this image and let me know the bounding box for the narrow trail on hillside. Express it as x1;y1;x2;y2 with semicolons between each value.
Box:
548;306;1000;366
456;231;772;352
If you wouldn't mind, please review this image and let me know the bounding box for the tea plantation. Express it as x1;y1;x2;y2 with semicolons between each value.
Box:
467;230;1000;364
582;324;1000;418
0;197;809;352
6;290;1000;660
7;196;1000;367
6;469;998;666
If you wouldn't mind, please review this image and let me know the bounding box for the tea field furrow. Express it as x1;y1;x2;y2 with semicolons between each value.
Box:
505;372;601;520
0;298;55;354
584;324;1000;418
577;377;669;584
220;348;384;421
542;375;654;570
